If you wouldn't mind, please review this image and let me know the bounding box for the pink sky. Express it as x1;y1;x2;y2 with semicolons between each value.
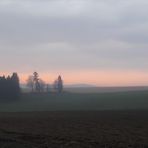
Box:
1;70;148;86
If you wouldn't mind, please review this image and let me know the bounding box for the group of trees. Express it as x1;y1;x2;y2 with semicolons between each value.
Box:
0;71;63;101
0;73;20;100
26;72;63;93
26;72;45;93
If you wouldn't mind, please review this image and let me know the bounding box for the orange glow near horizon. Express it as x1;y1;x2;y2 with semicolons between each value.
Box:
1;70;148;86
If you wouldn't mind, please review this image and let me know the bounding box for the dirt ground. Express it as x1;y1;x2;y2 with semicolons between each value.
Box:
0;110;148;148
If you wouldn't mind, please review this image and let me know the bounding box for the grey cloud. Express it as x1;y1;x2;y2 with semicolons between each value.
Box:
0;0;148;73
1;0;148;45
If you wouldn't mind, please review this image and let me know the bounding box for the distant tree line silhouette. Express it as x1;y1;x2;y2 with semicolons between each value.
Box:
26;72;63;93
0;71;63;101
0;73;20;101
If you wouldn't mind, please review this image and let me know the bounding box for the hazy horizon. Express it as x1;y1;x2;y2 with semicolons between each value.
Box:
0;0;148;86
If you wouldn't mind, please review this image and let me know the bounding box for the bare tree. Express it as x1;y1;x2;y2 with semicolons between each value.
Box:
33;72;40;92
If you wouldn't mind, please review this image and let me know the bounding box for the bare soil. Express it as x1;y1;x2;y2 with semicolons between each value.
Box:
0;110;148;148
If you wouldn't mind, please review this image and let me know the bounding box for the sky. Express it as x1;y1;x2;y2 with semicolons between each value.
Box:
0;0;148;86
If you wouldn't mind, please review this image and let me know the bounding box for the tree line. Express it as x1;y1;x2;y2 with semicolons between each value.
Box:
26;72;63;93
0;73;20;101
0;71;63;101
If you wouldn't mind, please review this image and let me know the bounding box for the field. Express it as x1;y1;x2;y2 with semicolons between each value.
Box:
0;111;148;147
0;90;148;112
0;90;148;147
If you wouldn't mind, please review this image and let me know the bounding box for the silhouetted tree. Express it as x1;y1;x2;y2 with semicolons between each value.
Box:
11;73;20;98
57;75;63;93
53;75;63;93
27;72;48;93
0;73;20;101
33;72;40;92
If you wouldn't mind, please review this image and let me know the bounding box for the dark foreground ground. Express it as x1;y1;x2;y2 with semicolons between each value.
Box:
0;111;148;148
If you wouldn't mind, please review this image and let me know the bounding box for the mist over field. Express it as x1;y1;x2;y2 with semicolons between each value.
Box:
0;89;148;112
64;86;148;93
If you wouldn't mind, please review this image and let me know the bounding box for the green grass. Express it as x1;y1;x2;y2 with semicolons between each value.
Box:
0;91;148;112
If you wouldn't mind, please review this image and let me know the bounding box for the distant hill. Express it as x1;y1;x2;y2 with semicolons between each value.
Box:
65;84;96;88
65;86;148;93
